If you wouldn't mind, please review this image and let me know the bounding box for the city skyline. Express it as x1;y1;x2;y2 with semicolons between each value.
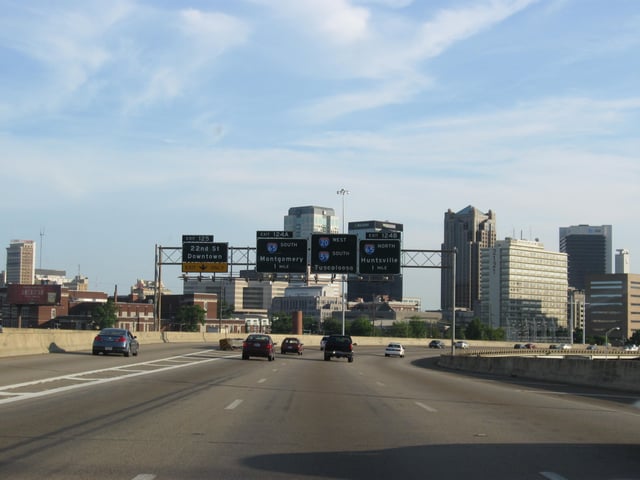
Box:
1;1;638;308
2;216;629;310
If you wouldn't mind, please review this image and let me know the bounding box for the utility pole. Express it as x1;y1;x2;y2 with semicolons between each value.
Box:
337;188;349;335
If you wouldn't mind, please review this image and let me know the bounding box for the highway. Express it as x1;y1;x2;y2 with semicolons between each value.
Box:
1;343;639;479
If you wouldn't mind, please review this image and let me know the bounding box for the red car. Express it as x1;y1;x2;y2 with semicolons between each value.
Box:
242;334;276;361
280;337;303;355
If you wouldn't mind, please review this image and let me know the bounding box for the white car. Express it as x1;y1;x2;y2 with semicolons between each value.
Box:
559;343;572;350
384;343;405;357
453;341;469;349
624;344;639;352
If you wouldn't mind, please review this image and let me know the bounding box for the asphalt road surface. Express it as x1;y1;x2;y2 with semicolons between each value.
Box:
1;343;639;480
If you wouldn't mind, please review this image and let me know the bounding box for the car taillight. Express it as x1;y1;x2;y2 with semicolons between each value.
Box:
266;344;272;350
94;335;102;342
349;344;353;351
242;341;247;348
117;336;127;343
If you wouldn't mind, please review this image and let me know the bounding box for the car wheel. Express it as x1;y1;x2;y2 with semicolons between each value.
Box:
242;354;249;360
124;346;130;357
133;347;139;356
92;350;98;355
348;356;354;363
324;355;330;361
269;355;274;361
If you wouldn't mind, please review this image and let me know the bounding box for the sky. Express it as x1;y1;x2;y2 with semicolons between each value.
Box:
1;0;638;309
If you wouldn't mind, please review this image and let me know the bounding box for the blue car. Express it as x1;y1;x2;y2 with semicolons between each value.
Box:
92;328;139;357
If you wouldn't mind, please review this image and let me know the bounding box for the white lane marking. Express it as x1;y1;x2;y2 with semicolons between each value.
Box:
258;378;267;383
376;381;385;386
0;351;239;405
539;472;568;480
415;401;437;413
225;399;243;410
131;475;157;480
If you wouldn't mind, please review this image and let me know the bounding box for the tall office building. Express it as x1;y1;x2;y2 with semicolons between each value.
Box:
480;238;568;340
615;249;630;274
284;206;339;239
559;225;612;290
5;240;36;284
347;220;403;302
586;273;640;343
441;206;496;312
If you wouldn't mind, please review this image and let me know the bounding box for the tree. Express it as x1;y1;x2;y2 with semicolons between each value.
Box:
218;299;234;319
387;321;409;338
93;300;118;329
303;316;319;334
270;313;292;334
322;318;342;335
175;304;206;332
348;316;373;336
465;319;485;340
463;318;505;341
408;319;428;338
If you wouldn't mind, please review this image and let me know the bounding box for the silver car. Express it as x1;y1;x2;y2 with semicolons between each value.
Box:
92;328;139;357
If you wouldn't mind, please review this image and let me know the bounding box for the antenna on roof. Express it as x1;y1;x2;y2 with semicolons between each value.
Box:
39;227;45;269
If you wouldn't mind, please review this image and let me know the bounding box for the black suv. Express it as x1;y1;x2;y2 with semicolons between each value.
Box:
429;340;445;349
323;335;354;362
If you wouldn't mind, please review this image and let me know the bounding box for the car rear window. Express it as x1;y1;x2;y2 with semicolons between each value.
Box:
248;335;269;342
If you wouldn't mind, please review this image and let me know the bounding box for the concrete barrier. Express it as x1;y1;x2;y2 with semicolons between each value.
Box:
4;330;637;393
0;329;436;358
438;354;640;393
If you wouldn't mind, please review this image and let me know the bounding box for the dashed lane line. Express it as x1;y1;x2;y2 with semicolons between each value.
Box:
225;399;243;410
415;401;437;413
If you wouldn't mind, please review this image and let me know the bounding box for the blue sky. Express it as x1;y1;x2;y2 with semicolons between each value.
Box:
1;0;638;308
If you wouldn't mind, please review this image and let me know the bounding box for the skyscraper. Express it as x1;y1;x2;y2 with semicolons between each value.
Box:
480;238;568;340
5;240;36;284
615;249;630;274
559;225;612;290
347;220;403;302
283;206;339;239
441;206;496;312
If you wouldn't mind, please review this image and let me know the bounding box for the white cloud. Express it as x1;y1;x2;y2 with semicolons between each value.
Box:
410;0;539;59
297;74;431;122
254;0;371;45
122;7;251;111
284;0;539;121
179;9;251;59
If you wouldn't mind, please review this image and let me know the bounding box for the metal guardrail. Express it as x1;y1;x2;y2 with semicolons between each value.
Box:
447;346;640;359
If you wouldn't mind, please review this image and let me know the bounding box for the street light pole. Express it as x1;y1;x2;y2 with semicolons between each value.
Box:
605;326;620;357
450;248;456;356
337;188;349;335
